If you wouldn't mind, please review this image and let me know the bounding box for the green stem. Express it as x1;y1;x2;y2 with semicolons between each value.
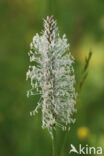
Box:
60;130;68;156
52;129;56;156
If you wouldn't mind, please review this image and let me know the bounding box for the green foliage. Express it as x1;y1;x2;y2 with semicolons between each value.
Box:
77;51;92;92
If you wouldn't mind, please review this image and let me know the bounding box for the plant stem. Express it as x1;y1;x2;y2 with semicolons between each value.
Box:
52;129;56;156
60;130;68;156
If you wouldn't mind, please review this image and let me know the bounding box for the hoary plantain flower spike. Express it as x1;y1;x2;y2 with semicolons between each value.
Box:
26;16;77;134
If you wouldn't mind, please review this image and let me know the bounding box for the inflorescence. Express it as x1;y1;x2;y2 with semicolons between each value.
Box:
26;16;77;134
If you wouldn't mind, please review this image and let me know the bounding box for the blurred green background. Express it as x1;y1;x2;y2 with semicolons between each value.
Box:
0;0;104;156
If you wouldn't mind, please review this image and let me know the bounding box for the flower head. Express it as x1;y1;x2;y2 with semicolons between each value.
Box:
26;16;77;134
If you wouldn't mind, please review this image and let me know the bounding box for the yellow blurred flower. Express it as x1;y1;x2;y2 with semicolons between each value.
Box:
77;126;90;140
99;16;104;30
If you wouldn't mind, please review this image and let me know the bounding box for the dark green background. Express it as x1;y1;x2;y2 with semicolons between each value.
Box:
0;0;104;155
